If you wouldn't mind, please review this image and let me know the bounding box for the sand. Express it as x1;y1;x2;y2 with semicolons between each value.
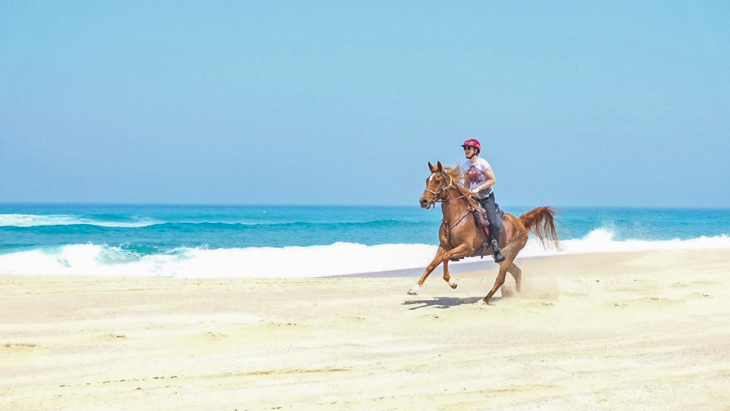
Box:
2;249;730;410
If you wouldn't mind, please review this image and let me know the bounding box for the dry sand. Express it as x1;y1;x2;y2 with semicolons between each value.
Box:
2;249;730;410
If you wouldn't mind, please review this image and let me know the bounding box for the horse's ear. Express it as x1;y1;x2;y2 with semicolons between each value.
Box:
436;161;443;172
428;162;435;172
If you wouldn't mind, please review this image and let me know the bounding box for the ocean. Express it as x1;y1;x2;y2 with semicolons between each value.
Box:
1;203;729;278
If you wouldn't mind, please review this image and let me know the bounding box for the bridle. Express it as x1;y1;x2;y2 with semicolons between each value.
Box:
424;171;454;199
423;171;471;208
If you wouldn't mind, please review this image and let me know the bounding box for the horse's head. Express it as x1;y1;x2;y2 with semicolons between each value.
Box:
420;161;452;209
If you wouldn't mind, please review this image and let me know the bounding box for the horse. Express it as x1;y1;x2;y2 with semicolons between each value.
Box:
408;161;561;305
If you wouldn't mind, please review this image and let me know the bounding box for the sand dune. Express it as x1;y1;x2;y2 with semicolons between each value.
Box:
2;249;730;410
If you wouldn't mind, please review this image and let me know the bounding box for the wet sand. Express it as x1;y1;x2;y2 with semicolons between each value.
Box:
2;249;730;410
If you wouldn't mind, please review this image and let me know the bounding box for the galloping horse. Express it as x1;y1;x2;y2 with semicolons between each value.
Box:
408;161;561;305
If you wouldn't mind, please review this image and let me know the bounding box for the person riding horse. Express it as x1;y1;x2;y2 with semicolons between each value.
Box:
461;138;505;263
413;161;560;304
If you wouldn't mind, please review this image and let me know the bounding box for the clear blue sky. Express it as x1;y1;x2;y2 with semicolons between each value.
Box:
1;1;728;207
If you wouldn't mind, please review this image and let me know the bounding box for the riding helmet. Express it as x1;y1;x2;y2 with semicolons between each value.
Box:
461;138;481;153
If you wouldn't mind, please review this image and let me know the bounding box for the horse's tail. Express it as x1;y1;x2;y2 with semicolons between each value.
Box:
518;207;562;250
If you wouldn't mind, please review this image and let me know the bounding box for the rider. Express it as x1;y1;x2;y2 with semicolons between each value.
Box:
461;138;505;263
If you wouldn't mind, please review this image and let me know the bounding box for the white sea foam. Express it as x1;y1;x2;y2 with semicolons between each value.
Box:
0;214;157;228
0;229;729;278
0;243;439;278
520;228;730;257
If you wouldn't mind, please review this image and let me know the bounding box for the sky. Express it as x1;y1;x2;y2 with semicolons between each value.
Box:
1;1;729;208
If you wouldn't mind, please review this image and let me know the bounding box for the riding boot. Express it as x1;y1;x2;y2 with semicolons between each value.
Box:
490;229;505;263
491;239;505;263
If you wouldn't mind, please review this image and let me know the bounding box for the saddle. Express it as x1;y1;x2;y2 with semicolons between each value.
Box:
449;203;505;262
472;203;504;231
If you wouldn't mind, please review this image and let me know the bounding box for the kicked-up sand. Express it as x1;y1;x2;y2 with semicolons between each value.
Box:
1;249;730;410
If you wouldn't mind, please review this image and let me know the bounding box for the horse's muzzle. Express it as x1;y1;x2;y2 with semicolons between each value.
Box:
419;196;433;209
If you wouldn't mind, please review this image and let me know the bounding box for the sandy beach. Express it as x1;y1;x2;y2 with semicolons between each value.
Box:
2;249;730;410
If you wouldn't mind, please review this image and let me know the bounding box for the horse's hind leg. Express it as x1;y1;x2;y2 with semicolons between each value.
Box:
482;244;521;304
482;262;510;305
408;246;446;295
507;263;522;293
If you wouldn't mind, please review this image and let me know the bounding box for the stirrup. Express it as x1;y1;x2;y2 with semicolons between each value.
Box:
493;250;505;263
491;240;505;263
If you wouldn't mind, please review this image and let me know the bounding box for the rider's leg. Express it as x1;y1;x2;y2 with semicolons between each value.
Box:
481;193;505;262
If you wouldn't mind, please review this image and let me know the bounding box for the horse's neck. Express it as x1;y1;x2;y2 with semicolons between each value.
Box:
440;190;470;221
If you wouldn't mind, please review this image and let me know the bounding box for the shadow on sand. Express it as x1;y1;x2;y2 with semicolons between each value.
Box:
402;295;502;310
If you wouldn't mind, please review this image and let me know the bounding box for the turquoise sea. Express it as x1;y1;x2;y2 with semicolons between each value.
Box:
1;204;729;278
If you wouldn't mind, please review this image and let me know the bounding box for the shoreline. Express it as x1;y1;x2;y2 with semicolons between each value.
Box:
328;254;556;278
2;249;730;410
325;256;501;278
4;247;730;280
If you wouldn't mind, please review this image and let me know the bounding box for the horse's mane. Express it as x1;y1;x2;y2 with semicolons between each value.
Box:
443;165;480;209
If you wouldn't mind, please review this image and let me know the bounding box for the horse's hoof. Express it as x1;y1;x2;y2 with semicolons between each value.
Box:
407;285;420;295
449;279;459;289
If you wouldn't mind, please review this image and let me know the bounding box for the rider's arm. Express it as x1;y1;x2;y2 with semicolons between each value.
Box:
471;167;496;193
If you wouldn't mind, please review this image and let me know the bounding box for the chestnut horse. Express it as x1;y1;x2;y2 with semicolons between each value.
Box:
408;161;561;305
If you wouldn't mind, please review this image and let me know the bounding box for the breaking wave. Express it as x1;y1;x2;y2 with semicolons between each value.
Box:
1;228;729;278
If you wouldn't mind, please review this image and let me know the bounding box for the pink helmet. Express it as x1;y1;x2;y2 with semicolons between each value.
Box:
461;138;481;152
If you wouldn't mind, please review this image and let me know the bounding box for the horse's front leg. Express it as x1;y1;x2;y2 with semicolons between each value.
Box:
440;244;472;290
407;246;447;295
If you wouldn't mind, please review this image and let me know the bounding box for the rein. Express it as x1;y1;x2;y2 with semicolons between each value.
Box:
439;193;471;203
